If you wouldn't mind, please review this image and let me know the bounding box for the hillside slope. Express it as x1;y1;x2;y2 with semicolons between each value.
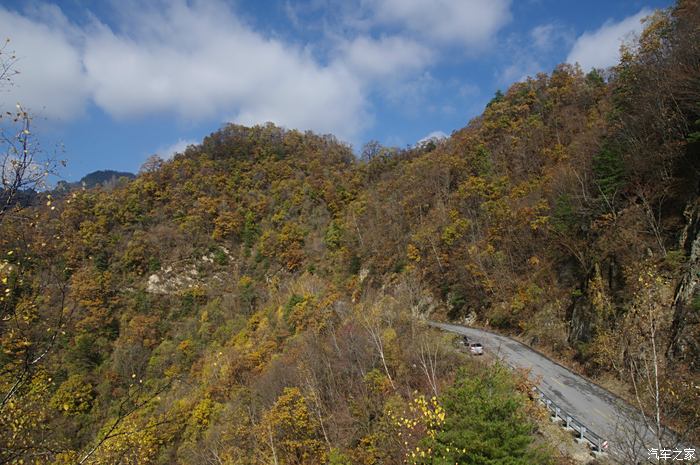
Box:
1;1;698;464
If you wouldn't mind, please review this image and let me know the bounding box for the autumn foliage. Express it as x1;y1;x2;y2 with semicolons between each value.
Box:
1;1;700;463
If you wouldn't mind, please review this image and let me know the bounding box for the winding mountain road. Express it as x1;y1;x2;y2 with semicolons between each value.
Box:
431;322;683;463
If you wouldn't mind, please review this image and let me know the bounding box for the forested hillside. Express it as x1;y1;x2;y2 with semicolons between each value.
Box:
1;1;699;464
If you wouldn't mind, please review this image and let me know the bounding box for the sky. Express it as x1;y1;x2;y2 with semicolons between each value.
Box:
0;0;673;181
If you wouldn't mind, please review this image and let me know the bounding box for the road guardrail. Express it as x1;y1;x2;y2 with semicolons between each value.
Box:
451;336;610;455
532;385;608;454
494;353;609;454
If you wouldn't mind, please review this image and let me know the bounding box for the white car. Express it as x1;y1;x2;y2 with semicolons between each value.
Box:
469;342;484;355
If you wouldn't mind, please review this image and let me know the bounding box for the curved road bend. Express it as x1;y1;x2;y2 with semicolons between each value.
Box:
431;322;677;463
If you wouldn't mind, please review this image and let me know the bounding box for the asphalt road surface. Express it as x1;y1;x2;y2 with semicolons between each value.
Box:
431;322;686;463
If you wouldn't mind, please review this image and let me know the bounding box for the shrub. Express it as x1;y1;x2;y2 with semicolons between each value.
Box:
417;366;551;465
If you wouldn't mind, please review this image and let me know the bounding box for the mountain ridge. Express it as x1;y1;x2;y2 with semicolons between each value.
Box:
1;2;699;463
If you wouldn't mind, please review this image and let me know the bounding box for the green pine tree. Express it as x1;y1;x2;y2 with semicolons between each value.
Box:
592;144;625;200
418;365;551;465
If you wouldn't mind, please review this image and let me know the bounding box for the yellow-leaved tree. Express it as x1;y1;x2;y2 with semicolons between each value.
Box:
258;387;328;465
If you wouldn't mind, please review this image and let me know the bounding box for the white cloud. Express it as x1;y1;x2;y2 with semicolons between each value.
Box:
530;23;573;51
336;35;433;81
497;60;544;86
81;1;367;141
383;71;438;115
368;0;511;47
567;9;650;70
531;24;555;50
0;6;88;119
0;0;510;144
419;130;447;141
0;1;370;142
156;138;197;159
416;130;447;148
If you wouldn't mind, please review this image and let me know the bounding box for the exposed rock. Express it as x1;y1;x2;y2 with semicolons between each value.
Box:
463;311;477;326
146;263;199;294
668;198;700;364
146;248;233;294
412;293;438;319
358;268;370;283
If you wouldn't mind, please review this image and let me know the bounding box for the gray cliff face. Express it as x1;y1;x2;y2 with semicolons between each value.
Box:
668;198;700;365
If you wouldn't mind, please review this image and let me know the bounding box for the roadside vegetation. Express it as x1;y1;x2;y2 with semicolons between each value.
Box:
1;1;699;463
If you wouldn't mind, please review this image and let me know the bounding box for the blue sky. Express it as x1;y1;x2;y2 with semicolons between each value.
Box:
0;0;672;181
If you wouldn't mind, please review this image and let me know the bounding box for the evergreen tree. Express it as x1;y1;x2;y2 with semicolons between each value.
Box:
418;366;549;465
592;144;625;200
